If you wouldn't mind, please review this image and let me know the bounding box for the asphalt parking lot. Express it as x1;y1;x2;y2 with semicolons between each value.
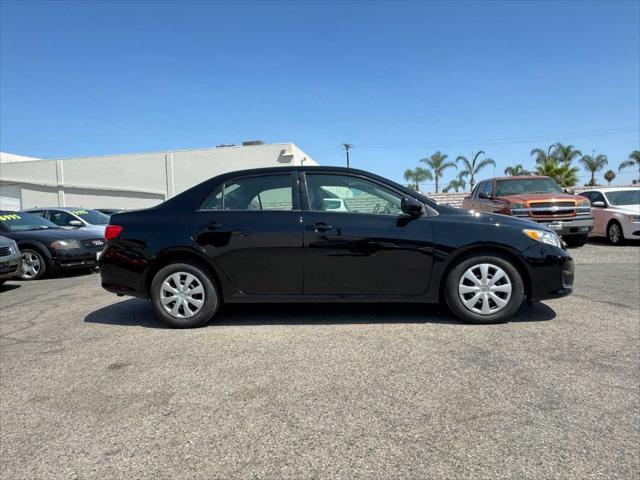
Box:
1;240;638;479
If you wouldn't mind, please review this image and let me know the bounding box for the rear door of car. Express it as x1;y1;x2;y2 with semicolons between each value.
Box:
299;171;433;295
192;172;303;295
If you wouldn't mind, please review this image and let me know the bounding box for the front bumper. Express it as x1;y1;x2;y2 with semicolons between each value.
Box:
622;220;640;239
537;217;593;236
0;250;22;280
51;248;101;270
526;246;575;301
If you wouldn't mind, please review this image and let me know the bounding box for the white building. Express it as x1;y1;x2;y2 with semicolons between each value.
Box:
0;142;316;211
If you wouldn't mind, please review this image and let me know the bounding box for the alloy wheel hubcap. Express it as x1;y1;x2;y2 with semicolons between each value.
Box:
610;224;620;243
160;272;205;319
21;252;41;279
458;263;512;315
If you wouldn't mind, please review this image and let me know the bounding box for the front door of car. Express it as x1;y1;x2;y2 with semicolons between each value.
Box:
192;173;303;295
587;191;608;234
301;172;434;295
475;181;501;212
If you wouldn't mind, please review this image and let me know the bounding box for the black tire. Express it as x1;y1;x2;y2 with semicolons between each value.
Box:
150;261;220;328
20;248;47;280
444;254;525;324
563;234;589;248
607;220;625;245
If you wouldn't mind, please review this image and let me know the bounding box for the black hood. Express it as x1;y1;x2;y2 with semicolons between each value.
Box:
439;205;551;231
1;228;103;243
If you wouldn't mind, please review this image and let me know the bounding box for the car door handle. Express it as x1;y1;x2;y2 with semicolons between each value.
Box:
306;222;334;232
199;222;223;230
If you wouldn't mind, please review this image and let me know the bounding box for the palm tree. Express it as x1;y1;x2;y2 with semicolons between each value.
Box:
504;164;530;176
580;153;608;186
419;151;456;193
619;150;640;180
530;145;556;165
403;167;432;191
443;178;466;193
535;159;578;187
456;151;495;191
604;170;616;186
552;143;582;164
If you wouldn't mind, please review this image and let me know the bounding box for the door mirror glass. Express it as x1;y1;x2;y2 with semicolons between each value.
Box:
591;201;605;208
69;220;83;227
401;196;422;216
478;192;491;199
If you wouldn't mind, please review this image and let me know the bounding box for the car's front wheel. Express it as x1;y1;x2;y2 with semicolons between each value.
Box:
150;261;220;328
20;248;47;280
607;220;624;245
445;254;524;324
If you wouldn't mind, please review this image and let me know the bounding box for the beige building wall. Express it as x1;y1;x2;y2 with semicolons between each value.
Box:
0;143;317;210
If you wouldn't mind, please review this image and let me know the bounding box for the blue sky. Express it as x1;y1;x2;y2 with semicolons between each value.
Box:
1;0;638;189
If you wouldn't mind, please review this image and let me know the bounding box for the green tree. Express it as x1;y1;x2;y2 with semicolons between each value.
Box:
619;150;640;180
535;159;578;187
604;170;616;186
403;167;432;191
504;164;530;176
530;145;556;165
443;177;466;193
419;151;456;193
551;143;583;163
455;151;495;191
580;153;608;186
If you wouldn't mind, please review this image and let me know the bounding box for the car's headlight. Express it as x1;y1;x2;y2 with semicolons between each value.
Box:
49;239;81;250
628;214;640;222
523;228;563;248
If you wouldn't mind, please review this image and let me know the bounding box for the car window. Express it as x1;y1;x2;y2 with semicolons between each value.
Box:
48;210;79;226
305;174;403;215
201;174;294;211
473;183;483;198
604;189;640;206
29;210;45;217
579;192;593;202
588;192;606;204
70;209;109;225
482;181;494;196
495;178;563;196
0;212;59;232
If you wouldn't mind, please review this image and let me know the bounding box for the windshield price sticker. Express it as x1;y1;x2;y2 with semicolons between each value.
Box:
0;214;21;221
72;210;89;216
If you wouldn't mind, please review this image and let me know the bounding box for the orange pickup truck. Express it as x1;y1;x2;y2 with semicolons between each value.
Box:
461;175;593;247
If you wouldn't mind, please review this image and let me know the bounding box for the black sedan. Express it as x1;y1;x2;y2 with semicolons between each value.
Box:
100;166;574;327
0;211;106;280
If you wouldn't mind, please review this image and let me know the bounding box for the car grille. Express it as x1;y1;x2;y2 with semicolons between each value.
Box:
81;238;106;250
528;201;576;218
0;246;12;257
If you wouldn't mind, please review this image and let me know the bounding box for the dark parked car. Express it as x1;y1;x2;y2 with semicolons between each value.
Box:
0;211;106;280
100;167;574;327
0;235;22;285
96;208;126;216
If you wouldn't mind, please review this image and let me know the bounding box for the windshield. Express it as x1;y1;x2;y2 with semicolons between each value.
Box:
604;190;640;206
0;212;59;232
70;209;109;225
495;178;563;196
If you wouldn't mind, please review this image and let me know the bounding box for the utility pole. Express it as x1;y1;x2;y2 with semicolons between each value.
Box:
342;143;353;168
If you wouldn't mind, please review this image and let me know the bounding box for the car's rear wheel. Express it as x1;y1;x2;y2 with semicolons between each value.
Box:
445;254;524;324
150;262;220;328
20;249;46;280
563;234;589;248
607;220;624;245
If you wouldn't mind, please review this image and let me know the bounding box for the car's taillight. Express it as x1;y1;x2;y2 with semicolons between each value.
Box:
105;225;123;240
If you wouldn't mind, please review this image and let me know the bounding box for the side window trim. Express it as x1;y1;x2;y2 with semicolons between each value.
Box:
198;172;300;212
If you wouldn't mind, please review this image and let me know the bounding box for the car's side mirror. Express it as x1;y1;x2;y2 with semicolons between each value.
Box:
401;196;423;216
564;188;575;194
68;220;83;227
591;201;605;208
478;192;491;200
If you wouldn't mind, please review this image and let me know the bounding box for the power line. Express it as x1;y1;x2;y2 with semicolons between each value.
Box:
354;127;639;149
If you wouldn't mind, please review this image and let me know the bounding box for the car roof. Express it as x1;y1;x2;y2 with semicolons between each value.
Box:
481;175;551;182
580;186;640;193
